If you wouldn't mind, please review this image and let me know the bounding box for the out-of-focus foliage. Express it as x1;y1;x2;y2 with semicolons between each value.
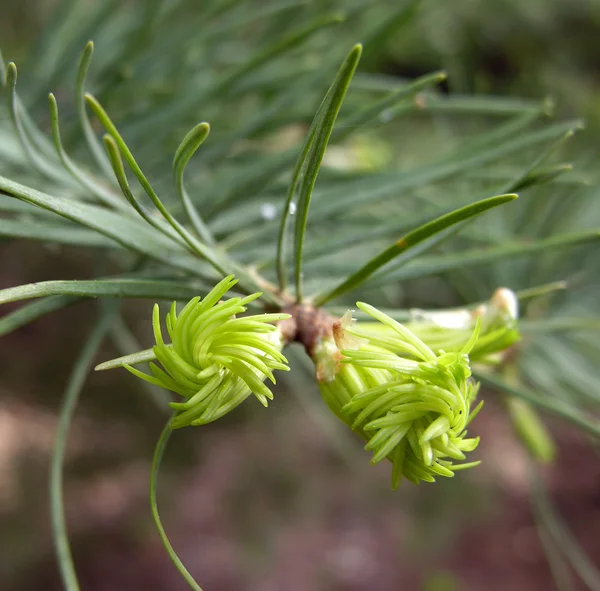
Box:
385;0;600;125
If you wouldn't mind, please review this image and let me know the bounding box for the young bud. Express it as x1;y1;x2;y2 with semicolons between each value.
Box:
315;303;483;488
101;276;290;428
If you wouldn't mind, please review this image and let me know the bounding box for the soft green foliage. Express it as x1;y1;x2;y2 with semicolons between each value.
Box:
277;43;362;298
1;1;600;590
314;193;518;305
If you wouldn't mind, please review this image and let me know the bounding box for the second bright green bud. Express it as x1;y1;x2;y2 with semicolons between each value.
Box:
314;303;484;488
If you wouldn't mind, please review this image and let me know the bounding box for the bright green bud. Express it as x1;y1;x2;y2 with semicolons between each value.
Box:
98;275;290;428
315;303;483;488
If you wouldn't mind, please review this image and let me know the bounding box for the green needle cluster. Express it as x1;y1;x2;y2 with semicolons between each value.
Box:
316;304;484;487
101;276;290;428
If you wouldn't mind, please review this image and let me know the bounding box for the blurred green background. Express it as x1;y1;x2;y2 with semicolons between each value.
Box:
1;1;600;590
